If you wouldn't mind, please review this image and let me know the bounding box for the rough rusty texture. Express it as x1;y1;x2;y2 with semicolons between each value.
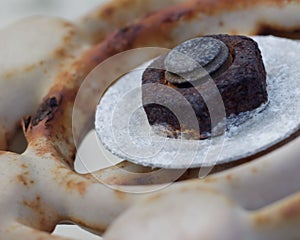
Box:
2;0;300;239
164;37;230;84
31;97;60;127
26;0;299;165
17;173;34;187
142;35;267;138
66;180;88;196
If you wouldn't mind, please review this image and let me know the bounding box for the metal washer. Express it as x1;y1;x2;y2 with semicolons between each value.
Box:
95;36;300;169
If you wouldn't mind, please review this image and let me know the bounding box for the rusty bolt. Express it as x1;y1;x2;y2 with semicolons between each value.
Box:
164;37;229;85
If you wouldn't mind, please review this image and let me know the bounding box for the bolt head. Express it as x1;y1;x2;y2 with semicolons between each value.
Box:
164;37;229;85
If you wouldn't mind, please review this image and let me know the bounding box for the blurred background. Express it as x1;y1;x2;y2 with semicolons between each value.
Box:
0;0;115;239
0;0;104;28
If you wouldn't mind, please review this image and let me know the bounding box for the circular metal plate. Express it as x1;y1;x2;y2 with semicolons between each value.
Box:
95;36;300;169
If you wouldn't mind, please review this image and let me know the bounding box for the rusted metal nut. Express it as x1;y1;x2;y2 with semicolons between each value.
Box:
142;34;268;139
164;37;230;85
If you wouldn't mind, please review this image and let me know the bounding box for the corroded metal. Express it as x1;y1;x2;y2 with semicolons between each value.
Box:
1;0;300;239
165;37;229;84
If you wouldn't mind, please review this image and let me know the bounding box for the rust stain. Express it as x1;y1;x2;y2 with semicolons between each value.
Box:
101;173;158;185
62;21;73;29
20;196;59;232
254;195;300;228
88;0;298;43
226;174;233;181
69;216;106;234
145;192;164;204
20;164;28;169
114;190;127;200
17;172;33;187
17;175;28;186
203;177;217;183
24;64;36;73
253;214;270;226
52;165;73;181
64;29;75;43
3;71;15;79
161;8;193;24
66;180;87;195
26;0;300;174
23;195;41;209
31;97;60;127
280;197;300;221
98;0;136;19
54;47;68;59
255;24;300;39
100;6;114;18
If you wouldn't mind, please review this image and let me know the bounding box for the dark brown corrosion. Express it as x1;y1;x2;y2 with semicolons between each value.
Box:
25;0;298;166
142;34;268;139
257;25;300;40
31;97;60;127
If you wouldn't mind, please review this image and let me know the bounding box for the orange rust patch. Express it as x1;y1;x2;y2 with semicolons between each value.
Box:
66;180;87;195
203;177;217;183
23;195;41;209
63;29;76;44
0;151;7;156
145;192;164;204
54;47;68;59
21;196;59;232
24;64;36;73
100;6;114;18
69;216;106;234
3;71;15;79
98;0;136;19
280;197;300;221
253;214;270;226
114;190;127;200
17;173;32;187
254;195;300;227
17;175;27;186
20;164;28;169
251;167;258;173
226;174;233;181
63;21;73;29
31;97;60;127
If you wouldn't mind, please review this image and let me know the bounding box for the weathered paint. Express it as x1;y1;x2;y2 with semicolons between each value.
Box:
1;0;300;239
